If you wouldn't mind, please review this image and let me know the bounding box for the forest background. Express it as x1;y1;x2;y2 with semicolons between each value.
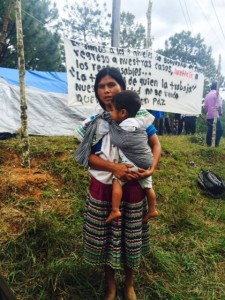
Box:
1;0;225;133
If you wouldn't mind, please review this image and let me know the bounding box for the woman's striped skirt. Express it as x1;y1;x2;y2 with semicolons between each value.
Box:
83;177;150;270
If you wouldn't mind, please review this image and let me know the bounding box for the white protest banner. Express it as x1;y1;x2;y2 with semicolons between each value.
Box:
64;38;204;114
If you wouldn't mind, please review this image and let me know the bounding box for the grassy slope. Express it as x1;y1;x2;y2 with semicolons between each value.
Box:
0;135;224;300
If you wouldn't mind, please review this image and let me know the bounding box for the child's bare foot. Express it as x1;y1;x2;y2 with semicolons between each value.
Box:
106;210;121;224
143;210;158;223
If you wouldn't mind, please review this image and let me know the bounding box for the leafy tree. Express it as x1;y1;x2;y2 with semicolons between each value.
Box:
120;12;146;48
0;0;64;71
60;1;146;49
0;0;14;53
157;31;219;94
60;0;111;44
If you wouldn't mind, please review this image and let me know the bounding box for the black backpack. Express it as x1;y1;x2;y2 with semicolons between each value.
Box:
198;170;225;198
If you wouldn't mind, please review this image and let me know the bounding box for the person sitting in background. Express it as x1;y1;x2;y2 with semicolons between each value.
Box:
204;82;223;146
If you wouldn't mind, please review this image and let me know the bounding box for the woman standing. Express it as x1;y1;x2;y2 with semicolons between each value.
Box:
75;67;161;300
204;82;223;147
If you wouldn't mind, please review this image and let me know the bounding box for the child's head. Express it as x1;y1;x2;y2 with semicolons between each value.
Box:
110;90;141;123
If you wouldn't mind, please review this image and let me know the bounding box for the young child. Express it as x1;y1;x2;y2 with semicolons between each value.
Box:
106;90;158;224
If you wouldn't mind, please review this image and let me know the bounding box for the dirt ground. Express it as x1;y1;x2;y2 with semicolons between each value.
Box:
0;148;69;243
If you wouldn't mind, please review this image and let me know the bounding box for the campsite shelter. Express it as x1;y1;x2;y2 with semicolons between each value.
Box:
0;67;97;138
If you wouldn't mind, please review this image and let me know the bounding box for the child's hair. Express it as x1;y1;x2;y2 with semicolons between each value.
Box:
112;90;141;118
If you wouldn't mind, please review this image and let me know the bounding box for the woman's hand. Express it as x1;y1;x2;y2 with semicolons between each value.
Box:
127;167;153;181
112;163;134;181
112;163;154;182
113;164;155;182
89;154;136;181
137;167;153;179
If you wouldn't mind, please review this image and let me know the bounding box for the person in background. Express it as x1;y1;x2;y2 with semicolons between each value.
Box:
74;67;161;300
182;114;198;134
204;82;223;146
173;113;183;135
149;111;172;135
151;111;165;135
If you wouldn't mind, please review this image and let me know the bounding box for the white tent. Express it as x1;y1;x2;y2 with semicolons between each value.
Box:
0;67;99;137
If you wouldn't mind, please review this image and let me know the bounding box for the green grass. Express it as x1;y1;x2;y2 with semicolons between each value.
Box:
0;135;224;299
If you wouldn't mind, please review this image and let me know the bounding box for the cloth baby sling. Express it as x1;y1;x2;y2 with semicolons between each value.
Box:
74;112;153;169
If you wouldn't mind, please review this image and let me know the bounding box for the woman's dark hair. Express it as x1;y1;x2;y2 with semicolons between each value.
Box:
94;67;126;109
112;90;141;118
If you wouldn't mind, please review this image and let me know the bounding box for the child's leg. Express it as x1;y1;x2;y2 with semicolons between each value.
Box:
143;188;158;223
106;179;123;223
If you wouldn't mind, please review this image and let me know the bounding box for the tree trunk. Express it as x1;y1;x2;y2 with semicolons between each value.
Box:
0;0;14;57
15;0;30;168
211;55;221;147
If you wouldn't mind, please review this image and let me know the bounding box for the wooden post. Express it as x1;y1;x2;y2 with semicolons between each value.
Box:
211;55;221;147
111;0;121;47
146;0;152;48
15;0;30;168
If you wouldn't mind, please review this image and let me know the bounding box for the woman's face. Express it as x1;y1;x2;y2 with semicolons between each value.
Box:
97;75;123;111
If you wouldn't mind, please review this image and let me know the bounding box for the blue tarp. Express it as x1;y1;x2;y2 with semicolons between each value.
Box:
0;67;68;93
0;67;97;136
